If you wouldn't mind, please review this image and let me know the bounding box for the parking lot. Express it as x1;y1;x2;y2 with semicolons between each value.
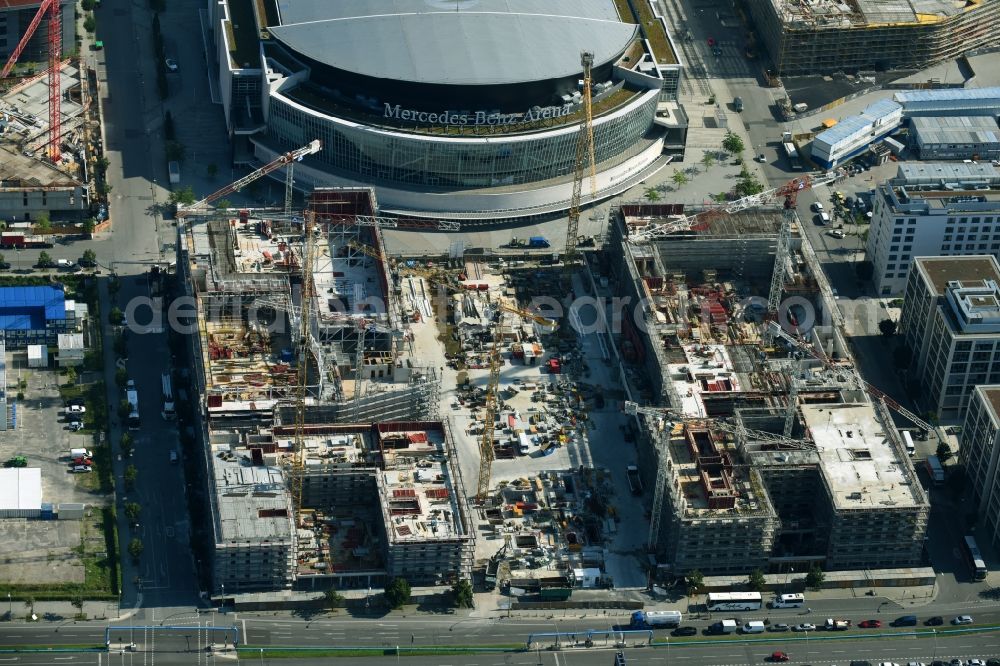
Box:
0;351;110;585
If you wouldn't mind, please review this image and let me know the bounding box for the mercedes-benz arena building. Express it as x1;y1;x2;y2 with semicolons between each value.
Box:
212;0;686;223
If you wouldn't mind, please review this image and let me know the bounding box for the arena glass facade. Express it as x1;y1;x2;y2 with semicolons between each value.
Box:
266;87;661;189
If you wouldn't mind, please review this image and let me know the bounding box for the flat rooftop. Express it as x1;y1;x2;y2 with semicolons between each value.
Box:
773;0;977;28
915;256;1000;295
802;403;919;510
212;449;294;544
666;344;741;417
0;468;41;512
976;385;1000;424
911;116;1000;147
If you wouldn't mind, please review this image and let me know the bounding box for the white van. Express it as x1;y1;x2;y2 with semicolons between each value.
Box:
742;621;766;634
819;212;831;225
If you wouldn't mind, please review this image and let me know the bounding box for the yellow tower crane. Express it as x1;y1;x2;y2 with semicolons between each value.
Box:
565;51;597;267
291;209;318;517
476;304;557;503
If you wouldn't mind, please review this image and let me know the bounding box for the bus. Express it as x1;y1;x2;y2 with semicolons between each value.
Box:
901;430;915;457
161;373;176;420
770;593;805;608
707;592;762;611
126;388;140;431
963;535;988;581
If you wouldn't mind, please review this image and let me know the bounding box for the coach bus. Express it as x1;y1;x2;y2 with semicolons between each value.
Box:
964;535;988;581
707;592;762;611
770;593;805;608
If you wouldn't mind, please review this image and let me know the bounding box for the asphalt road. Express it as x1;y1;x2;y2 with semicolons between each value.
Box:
2;628;1000;665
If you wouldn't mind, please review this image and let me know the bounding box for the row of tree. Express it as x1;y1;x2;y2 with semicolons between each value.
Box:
685;566;826;595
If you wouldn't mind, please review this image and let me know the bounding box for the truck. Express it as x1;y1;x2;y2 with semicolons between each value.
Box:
161;373;176;420
781;139;802;171
925;455;945;485
626;465;644;495
126;389;140;430
70;448;93;459
630;610;682;628
528;236;550;248
825;618;851;631
710;619;738;634
901;429;915;457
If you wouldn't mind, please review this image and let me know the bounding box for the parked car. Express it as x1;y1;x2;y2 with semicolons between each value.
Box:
165;57;178;72
671;626;697;637
66;405;86;414
71;465;92;473
769;652;790;663
56;259;75;269
68;421;84;431
792;623;815;632
827;229;846;239
768;623;789;632
951;615;974;625
858;620;881;628
925;616;944;626
967;659;986;666
812;202;824;212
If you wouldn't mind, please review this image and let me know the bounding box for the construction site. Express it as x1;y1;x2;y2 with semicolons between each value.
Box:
745;0;1000;76
0;0;105;225
607;191;932;578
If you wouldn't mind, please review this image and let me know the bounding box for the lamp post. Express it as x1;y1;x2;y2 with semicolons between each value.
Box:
7;592;10;618
221;583;225;614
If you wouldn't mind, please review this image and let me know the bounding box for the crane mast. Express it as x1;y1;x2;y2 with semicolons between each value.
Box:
565;51;596;266
291;209;318;517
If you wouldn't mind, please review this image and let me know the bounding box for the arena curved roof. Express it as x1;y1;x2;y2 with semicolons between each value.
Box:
268;0;639;87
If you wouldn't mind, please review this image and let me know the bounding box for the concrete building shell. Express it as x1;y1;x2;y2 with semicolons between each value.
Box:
745;0;1000;76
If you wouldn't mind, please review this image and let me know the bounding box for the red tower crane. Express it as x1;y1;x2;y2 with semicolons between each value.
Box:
1;0;62;162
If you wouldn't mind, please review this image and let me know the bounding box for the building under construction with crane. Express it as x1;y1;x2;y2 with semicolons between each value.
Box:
178;187;478;594
209;0;688;224
610;196;930;577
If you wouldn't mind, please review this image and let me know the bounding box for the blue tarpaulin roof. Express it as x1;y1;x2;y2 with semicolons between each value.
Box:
0;286;67;331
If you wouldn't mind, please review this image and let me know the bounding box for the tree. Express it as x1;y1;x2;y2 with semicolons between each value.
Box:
805;565;825;590
33;213;51;234
165;140;186;163
168;186;196;206
747;568;767;592
324;588;345;609
124;464;137;490
63;366;77;386
109;307;124;325
384;577;411;609
120;432;134;458
671;169;689;188
81;0;95;9
878;318;897;337
128;537;144;560
37;251;52;267
115;367;129;389
701;152;715;171
936;441;953;463
206;163;218;180
644;187;661;203
451;579;473;608
83;14;96;33
215;199;232;210
23;595;34;614
71;594;84;611
82;249;97;267
124;502;141;523
157;68;168;100
722;131;745;155
686;569;704;596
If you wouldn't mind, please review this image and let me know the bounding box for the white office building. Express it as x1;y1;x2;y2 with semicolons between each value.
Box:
810;99;902;169
867;163;1000;296
899;256;1000;419
960;385;1000;552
